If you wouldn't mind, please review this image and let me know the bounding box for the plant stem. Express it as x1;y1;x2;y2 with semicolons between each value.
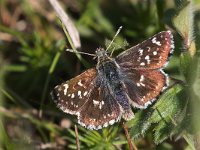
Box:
122;123;138;150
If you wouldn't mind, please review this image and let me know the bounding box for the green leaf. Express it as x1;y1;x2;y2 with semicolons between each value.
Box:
0;121;14;150
153;118;175;144
180;51;192;81
172;1;194;49
127;108;154;139
112;140;127;145
153;97;188;144
68;144;78;149
150;84;185;123
84;131;101;145
172;1;196;56
67;126;123;149
128;84;186;141
192;57;200;99
171;112;192;138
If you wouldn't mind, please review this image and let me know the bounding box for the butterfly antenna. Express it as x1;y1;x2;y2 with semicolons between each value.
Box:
66;49;96;57
106;26;123;55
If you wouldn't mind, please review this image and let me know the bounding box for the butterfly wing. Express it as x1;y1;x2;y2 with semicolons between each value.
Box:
51;68;97;115
78;82;122;130
51;68;122;130
116;31;174;69
115;31;174;108
122;69;167;108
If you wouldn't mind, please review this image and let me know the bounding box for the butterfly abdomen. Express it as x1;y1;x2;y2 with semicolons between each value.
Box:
98;60;131;112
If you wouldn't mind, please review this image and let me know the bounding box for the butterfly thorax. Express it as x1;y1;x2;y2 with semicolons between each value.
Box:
95;48;119;83
97;60;119;83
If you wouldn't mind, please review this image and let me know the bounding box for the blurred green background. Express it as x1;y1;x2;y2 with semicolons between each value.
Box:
0;0;200;149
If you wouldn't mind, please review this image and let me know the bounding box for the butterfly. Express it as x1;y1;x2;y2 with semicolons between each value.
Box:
51;31;174;130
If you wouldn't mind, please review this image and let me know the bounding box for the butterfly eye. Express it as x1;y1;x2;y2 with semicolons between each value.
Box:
95;48;107;57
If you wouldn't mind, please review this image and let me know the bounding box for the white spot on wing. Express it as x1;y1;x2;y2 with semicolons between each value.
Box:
93;100;99;105
152;37;161;46
145;55;150;64
101;101;104;105
138;48;143;56
145;55;150;60
103;122;108;127
93;99;104;109
71;93;75;98
78;91;82;99
63;84;69;95
78;80;83;87
140;75;144;82
137;83;140;86
99;101;105;110
147;59;151;64
147;47;150;52
99;104;102;109
83;91;88;96
140;62;145;66
109;119;115;125
153;51;157;55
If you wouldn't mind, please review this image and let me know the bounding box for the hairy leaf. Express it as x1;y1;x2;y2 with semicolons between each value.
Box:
127;108;154;139
150;84;185;123
153;118;175;144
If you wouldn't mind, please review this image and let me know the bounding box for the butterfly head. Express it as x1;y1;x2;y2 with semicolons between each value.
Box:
95;48;110;62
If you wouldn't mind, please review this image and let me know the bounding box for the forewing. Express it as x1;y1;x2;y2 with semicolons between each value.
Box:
78;81;122;130
51;68;97;115
122;69;167;108
116;31;174;69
